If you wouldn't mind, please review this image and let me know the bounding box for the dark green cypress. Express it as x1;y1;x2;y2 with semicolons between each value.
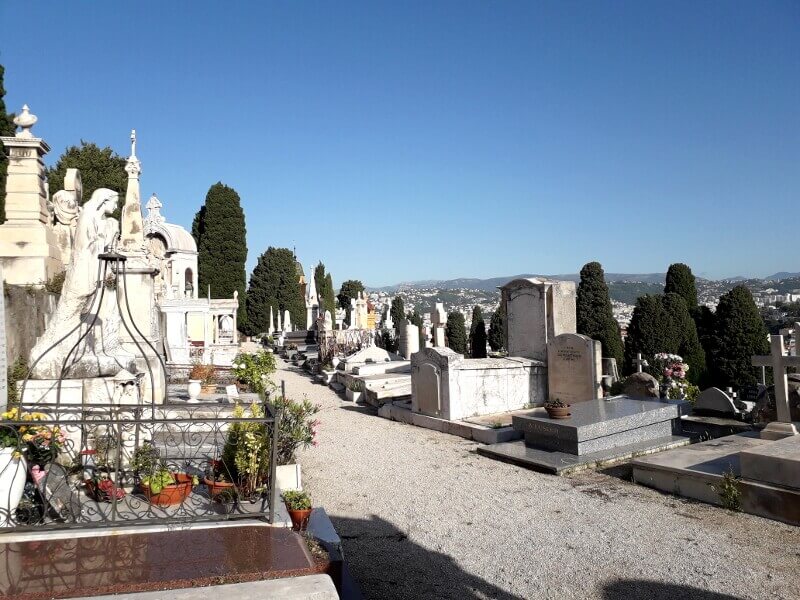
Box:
664;263;698;311
0;65;16;224
390;296;406;331
576;262;624;366
337;280;364;327
488;301;506;352
711;286;770;389
662;293;706;384
446;312;467;355
197;182;248;327
623;295;680;373
246;247;304;333
469;306;487;358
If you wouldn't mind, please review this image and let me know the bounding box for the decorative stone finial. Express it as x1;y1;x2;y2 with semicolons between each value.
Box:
130;129;137;157
14;104;37;138
125;128;141;178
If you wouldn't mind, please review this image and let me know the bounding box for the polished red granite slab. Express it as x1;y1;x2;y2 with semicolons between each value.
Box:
0;526;321;600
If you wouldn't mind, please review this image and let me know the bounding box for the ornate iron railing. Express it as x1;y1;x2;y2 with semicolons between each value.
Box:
0;401;280;532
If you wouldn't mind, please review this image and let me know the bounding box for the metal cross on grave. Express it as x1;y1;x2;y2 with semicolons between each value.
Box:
751;324;800;440
633;353;649;373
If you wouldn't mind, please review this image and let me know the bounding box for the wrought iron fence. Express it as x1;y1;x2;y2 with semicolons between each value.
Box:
0;401;280;532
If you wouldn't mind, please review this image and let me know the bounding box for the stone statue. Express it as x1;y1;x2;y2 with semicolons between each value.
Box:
48;168;83;267
323;310;333;331
30;189;137;379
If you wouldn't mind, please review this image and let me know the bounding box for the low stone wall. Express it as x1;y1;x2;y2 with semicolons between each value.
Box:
167;363;235;384
4;285;58;367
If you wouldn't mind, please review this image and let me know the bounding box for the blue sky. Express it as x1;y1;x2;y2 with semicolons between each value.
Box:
2;1;798;286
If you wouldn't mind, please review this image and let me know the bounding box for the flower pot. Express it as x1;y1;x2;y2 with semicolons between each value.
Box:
0;449;27;527
545;405;572;420
345;388;362;402
188;380;202;403
201;384;217;394
204;477;235;498
140;473;193;506
287;507;312;531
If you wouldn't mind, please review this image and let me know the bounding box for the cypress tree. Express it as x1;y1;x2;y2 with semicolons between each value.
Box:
446;312;467;355
46;142;128;221
469;306;487;358
196;182;248;327
246;247;304;333
662;293;706;384
664;263;698;311
390;296;406;330
0;65;16;224
488;302;506;352
711;286;769;389
322;273;336;322
576;262;624;366
623;295;680;373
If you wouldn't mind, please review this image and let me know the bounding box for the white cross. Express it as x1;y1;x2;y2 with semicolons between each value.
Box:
752;325;800;439
633;353;649;373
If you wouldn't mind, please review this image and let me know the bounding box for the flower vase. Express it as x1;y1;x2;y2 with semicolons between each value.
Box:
188;380;202;403
0;449;27;527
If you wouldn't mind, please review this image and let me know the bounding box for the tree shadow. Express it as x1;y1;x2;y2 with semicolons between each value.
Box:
602;579;741;599
331;514;524;600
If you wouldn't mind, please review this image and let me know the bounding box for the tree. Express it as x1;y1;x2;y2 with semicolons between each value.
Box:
390;296;406;330
488;301;506;352
662;293;706;384
46;141;127;221
337;279;364;327
314;262;337;320
623;295;680;373
195;182;248;327
576;262;624;366
469;306;487;358
664;263;698;311
710;286;769;389
446;312;467;355
246;247;304;334
0;65;16;224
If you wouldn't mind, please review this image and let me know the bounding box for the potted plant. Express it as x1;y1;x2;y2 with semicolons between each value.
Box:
211;487;238;515
204;458;236;498
231;351;277;395
282;490;312;531
346;379;363;402
187;363;204;402
85;472;126;503
544;398;571;419
199;365;217;394
132;441;196;506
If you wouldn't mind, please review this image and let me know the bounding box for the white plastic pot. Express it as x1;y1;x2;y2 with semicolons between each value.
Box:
346;388;362;403
0;448;27;527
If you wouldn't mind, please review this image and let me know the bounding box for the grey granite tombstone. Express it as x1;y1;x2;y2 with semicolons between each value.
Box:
694;387;737;417
0;264;6;412
547;333;602;403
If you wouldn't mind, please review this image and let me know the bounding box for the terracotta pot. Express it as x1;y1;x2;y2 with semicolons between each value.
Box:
287;507;312;531
201;384;217;394
141;473;193;506
204;477;235;498
545;405;572;420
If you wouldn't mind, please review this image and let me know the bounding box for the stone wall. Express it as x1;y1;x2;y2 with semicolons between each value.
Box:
3;284;58;367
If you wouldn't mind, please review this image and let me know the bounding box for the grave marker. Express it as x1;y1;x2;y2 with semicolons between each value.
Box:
752;327;800;439
546;333;602;403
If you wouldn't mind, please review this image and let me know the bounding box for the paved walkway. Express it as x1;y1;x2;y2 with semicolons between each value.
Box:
281;361;799;600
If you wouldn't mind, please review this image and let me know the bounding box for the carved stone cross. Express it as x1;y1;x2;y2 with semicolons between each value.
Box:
633;353;648;373
752;325;800;440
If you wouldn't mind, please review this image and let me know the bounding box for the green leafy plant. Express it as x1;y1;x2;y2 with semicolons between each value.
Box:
272;395;320;466
347;380;363;392
44;271;66;294
282;490;311;510
232;350;276;394
713;468;742;511
131;440;175;492
6;356;29;407
221;402;270;495
545;398;567;409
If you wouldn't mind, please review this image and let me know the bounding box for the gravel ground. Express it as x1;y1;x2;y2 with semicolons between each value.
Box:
280;361;800;600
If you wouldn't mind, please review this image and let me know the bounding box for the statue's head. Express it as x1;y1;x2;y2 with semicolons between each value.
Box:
90;188;119;216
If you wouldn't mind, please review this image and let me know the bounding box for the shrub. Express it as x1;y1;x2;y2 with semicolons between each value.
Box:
231;350;276;394
282;490;311;510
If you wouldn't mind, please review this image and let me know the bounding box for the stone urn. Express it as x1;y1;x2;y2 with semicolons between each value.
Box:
187;380;202;403
0;448;27;527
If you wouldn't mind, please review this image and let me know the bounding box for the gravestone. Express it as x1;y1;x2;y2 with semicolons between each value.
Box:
399;323;420;359
500;278;576;361
0;264;6;411
416;362;441;416
546;333;602;403
694;387;737;417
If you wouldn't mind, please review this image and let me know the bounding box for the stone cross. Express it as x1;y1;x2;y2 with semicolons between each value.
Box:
633;353;648;373
752;326;800;440
0;264;7;412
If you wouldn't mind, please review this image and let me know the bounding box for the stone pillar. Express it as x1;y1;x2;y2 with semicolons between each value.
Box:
400;323;420;359
120;130;144;250
0;105;63;285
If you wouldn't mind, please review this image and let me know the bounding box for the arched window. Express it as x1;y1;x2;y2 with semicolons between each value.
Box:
185;268;194;298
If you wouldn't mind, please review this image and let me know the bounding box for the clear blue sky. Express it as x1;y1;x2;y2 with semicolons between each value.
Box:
2;1;798;286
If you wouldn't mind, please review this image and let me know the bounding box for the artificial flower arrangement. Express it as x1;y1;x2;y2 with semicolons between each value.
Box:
651;353;698;402
0;407;65;466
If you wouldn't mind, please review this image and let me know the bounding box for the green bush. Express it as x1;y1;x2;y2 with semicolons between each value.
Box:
231;350;276;394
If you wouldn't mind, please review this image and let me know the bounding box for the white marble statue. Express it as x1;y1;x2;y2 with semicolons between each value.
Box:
30;189;137;379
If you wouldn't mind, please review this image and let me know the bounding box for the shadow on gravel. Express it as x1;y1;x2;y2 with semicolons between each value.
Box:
338;405;379;416
331;514;524;600
603;579;740;599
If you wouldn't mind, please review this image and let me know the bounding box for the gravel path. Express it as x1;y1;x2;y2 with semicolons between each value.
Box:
281;361;799;600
